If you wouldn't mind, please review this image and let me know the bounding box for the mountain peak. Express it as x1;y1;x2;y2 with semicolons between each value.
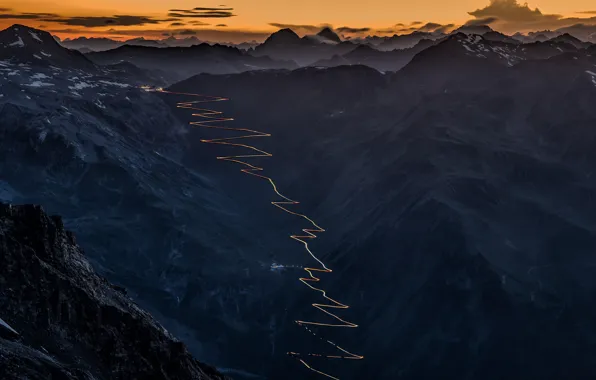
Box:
1;24;56;47
453;24;494;36
549;32;585;48
0;24;93;68
263;28;302;45
317;27;341;43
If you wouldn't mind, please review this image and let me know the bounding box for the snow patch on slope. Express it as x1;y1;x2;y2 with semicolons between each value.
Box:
9;36;24;48
587;70;596;87
29;31;43;43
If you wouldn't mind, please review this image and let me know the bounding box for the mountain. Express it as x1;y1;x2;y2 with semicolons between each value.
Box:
311;42;433;72
397;32;584;83
60;35;205;52
310;53;351;68
555;24;596;43
164;35;202;47
252;28;357;65
482;30;520;44
0;24;93;69
368;31;444;51
123;36;168;48
0;203;228;380
163;46;596;379
87;43;298;83
60;37;123;52
4;23;596;380
233;41;259;50
316;27;342;44
102;61;170;86
452;24;494;35
263;28;302;45
548;33;590;49
0;38;294;379
527;30;561;41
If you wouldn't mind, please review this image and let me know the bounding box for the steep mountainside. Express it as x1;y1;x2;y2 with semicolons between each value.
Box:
0;203;228;380
0;24;292;379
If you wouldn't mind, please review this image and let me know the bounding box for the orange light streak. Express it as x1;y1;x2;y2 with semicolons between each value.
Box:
155;88;363;379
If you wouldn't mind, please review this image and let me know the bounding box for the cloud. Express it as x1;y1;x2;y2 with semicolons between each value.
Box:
216;24;227;27
391;21;456;35
469;0;556;22
418;22;442;31
1;9;188;28
467;0;596;33
576;11;596;14
414;22;454;33
42;15;178;27
189;20;210;25
167;6;235;18
193;7;233;11
0;12;59;19
434;24;456;33
0;8;12;12
0;11;179;27
178;29;198;35
464;17;499;26
336;26;370;33
170;22;185;26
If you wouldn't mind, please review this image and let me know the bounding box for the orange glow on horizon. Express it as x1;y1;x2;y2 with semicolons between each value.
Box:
1;0;596;42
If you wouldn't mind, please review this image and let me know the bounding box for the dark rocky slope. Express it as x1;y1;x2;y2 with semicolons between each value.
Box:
0;203;227;380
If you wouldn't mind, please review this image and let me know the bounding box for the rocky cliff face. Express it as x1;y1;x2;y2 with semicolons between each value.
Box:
0;203;227;380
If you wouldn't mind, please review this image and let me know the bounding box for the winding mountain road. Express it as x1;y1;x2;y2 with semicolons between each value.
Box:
152;87;364;379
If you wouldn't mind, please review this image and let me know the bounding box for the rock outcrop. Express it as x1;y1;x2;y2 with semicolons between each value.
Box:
0;203;227;380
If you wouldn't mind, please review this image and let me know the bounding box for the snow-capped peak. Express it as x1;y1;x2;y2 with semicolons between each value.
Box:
0;24;95;69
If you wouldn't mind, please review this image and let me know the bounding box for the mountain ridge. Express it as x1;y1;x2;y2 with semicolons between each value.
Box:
0;202;229;380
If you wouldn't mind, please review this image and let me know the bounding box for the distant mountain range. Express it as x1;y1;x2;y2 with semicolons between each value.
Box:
2;23;594;86
58;35;259;53
86;43;297;83
34;23;593;78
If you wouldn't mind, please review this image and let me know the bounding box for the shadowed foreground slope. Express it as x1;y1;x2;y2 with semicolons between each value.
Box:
0;203;228;380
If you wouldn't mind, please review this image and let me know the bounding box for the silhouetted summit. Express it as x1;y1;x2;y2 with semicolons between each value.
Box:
317;27;342;43
264;28;302;45
0;24;93;68
452;24;494;35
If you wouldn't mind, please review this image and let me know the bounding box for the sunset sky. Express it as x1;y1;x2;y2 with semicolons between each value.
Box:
1;0;596;42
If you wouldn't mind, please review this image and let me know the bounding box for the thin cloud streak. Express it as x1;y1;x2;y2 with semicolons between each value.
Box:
167;6;235;18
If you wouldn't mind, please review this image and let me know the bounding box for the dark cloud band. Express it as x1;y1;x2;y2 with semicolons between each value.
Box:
336;26;370;33
167;6;235;18
465;17;499;26
42;15;179;27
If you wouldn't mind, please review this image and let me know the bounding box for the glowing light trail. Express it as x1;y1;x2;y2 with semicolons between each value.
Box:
154;87;363;379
